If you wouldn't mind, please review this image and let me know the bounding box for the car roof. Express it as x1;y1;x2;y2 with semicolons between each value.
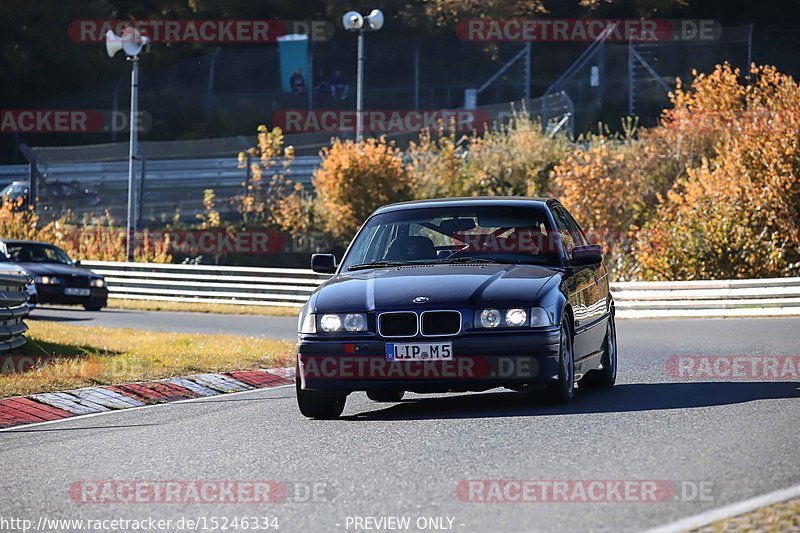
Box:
372;196;558;215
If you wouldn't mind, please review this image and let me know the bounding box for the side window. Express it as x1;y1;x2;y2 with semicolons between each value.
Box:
562;209;589;247
551;206;585;259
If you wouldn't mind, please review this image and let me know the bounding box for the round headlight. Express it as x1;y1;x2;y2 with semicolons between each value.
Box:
505;308;527;327
480;309;502;328
344;313;367;332
320;314;342;332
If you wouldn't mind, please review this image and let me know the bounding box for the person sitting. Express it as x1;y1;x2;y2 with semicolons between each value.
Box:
384;236;437;262
329;70;349;100
290;68;306;96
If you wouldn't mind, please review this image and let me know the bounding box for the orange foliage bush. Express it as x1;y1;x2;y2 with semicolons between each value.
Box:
0;202;171;262
237;125;296;226
312;137;413;242
406;109;570;198
552;64;750;276
635;64;800;279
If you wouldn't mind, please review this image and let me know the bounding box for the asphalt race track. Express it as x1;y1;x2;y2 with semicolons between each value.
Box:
2;314;798;532
29;306;299;340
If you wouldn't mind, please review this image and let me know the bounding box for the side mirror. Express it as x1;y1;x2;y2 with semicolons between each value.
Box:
311;254;336;274
570;244;603;267
73;259;81;267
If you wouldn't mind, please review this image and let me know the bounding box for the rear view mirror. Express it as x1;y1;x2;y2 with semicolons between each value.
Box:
438;217;476;235
571;244;603;266
311;254;337;274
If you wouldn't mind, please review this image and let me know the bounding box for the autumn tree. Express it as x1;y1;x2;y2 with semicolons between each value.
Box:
313;137;413;243
635;64;800;279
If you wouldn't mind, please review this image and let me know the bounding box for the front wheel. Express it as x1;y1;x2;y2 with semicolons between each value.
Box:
296;362;346;419
581;313;617;389
535;320;574;404
83;303;104;311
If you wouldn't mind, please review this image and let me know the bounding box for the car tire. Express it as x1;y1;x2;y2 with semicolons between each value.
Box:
536;320;575;404
83;304;104;311
295;361;346;419
366;390;405;402
580;312;617;389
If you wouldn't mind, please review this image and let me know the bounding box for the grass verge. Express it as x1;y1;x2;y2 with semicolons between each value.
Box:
105;298;300;317
0;321;294;398
692;497;800;532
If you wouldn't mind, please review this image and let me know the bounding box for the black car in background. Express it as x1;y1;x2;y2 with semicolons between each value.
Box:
0;240;108;311
0;180;102;212
297;197;616;419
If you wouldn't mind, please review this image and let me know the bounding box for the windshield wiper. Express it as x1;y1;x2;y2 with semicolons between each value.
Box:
347;260;409;271
433;256;558;266
431;256;512;264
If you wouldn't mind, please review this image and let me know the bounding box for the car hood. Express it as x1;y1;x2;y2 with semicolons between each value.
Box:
0;261;30;278
16;262;95;278
311;264;559;312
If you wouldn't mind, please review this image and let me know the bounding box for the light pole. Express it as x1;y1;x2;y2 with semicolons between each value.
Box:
342;9;384;142
105;27;149;262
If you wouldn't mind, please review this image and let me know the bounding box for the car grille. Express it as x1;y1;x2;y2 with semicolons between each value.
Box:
379;312;418;337
421;311;461;336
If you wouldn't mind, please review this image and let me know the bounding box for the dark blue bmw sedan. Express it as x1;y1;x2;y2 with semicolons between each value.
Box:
296;197;616;419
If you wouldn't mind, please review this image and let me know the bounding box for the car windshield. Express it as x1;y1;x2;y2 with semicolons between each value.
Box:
341;204;562;270
6;243;74;265
0;183;28;199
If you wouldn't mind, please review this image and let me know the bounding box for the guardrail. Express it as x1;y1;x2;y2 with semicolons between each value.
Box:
81;261;328;308
82;261;800;318
611;277;800;318
0;272;30;352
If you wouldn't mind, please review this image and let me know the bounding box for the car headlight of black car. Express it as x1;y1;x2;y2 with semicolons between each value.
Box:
319;313;368;333
298;309;369;334
34;275;63;285
300;312;369;334
89;278;105;288
475;307;552;328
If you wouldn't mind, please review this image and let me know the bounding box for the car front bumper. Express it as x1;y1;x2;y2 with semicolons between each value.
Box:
34;284;109;307
297;329;561;393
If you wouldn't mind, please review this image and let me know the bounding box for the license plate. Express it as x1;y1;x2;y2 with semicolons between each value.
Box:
386;342;453;362
64;288;90;296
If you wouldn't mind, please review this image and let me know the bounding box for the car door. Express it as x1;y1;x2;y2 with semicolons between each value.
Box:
552;205;603;360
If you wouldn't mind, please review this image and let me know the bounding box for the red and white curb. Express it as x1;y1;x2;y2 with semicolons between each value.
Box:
0;367;294;429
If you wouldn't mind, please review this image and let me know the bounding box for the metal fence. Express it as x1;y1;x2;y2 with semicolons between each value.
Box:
12;137;322;225
612;277;800;318
82;261;800;318
7;90;574;227
0;272;31;352
82;260;327;308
